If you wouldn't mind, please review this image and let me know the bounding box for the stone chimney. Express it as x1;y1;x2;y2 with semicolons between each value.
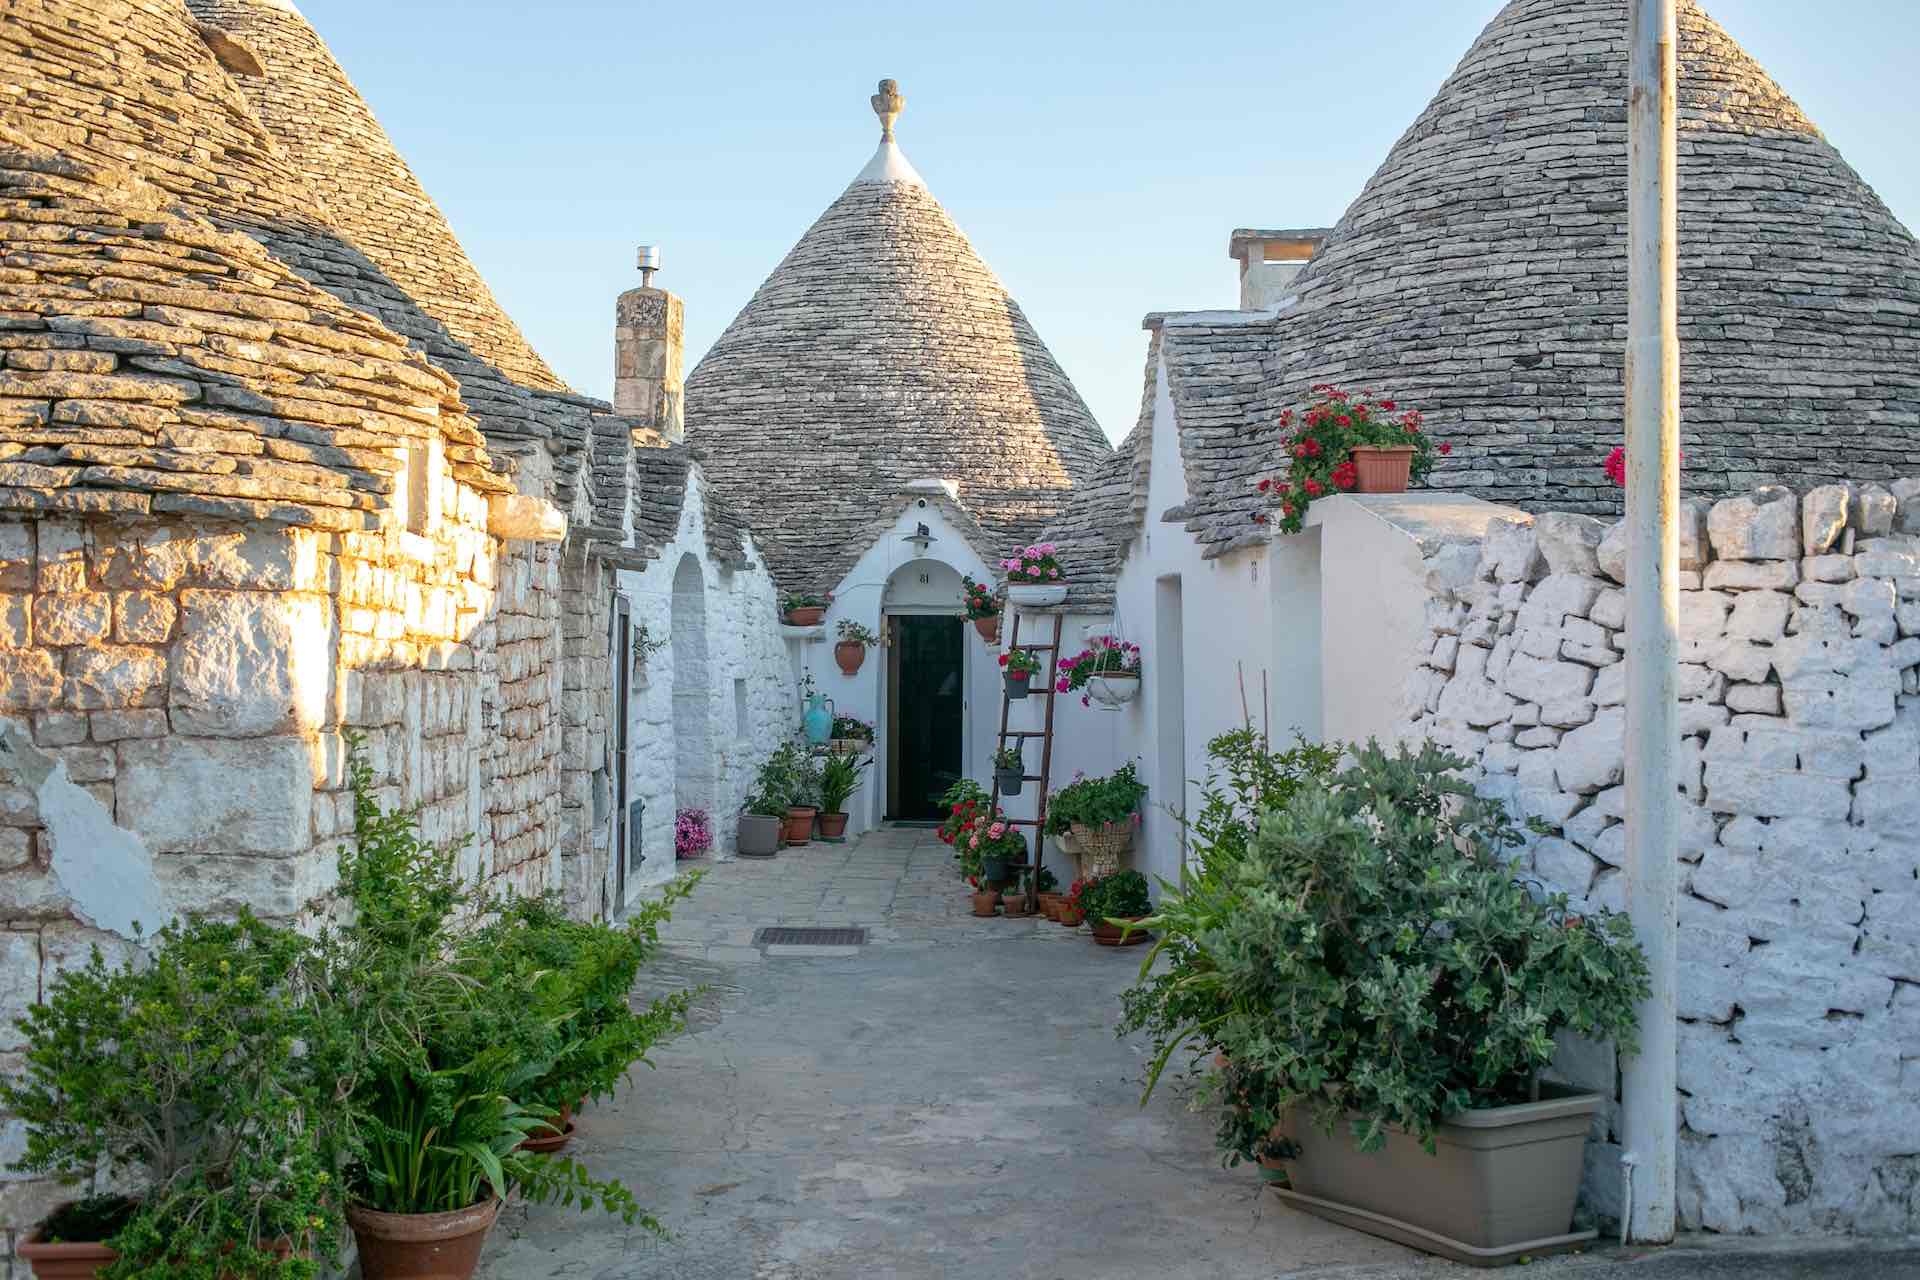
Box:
614;246;683;441
1229;228;1331;310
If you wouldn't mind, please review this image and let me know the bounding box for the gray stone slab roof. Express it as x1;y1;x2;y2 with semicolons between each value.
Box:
684;134;1114;594
1178;0;1920;556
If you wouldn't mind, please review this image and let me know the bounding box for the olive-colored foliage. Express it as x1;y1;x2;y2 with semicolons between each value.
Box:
1122;738;1649;1164
0;914;343;1278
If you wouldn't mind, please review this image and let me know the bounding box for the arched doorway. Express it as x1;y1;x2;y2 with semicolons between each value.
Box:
671;554;713;836
882;558;966;820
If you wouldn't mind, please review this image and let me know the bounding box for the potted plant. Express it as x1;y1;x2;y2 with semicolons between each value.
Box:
2;914;344;1280
999;542;1067;607
325;748;667;1279
780;591;830;626
1127;740;1650;1265
817;747;871;839
961;573;1002;643
1034;866;1063;920
992;743;1026;796
967;817;1026;888
1255;386;1443;533
1057;884;1085;928
1056;634;1142;709
675;807;712;861
737;791;785;857
1043;762;1147;878
970;885;998;916
938;780;991;883
829;714;875;753
1076;870;1152;946
833;619;877;675
1001;870;1036;917
754;740;820;846
998;647;1042;700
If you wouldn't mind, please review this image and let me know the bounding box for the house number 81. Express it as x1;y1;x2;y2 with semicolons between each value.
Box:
918;572;930;584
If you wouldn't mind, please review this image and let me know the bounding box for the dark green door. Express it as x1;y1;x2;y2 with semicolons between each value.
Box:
889;615;963;821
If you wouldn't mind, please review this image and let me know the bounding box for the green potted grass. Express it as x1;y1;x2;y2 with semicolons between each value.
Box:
1121;739;1649;1266
817;748;871;840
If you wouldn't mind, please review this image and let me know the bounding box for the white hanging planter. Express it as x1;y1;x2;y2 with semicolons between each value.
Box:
1086;672;1141;709
1006;583;1067;607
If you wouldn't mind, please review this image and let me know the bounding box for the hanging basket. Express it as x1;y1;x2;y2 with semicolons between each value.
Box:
1071;820;1134;879
1086;672;1140;708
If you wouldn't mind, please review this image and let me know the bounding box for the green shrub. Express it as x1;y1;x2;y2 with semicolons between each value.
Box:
818;748;872;816
1073;869;1150;922
0;914;342;1278
1125;739;1648;1163
1043;762;1147;834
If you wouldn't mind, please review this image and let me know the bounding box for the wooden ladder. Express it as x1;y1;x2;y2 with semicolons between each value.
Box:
989;610;1065;913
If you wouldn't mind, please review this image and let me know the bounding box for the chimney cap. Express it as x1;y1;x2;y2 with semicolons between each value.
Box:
1227;227;1332;264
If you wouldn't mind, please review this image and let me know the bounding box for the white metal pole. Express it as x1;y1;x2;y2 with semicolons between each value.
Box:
1623;0;1680;1246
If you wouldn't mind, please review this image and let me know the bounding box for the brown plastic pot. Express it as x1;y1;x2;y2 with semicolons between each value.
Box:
17;1233;117;1280
1349;445;1415;493
783;806;817;845
833;640;865;675
818;811;849;838
348;1193;501;1280
972;615;1001;644
783;606;826;627
1270;1088;1602;1265
1090;916;1151;946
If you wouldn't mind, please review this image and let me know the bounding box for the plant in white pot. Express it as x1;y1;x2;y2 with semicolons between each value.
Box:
1121;739;1650;1265
1056;634;1141;709
999;542;1066;607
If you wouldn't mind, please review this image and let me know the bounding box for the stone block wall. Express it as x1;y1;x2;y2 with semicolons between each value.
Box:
1401;483;1920;1236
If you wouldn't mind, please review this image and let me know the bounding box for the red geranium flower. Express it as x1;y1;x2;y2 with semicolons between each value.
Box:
1257;478;1271;492
1439;443;1452;455
1304;479;1323;497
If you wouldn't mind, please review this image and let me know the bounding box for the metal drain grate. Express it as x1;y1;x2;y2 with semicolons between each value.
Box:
753;926;868;947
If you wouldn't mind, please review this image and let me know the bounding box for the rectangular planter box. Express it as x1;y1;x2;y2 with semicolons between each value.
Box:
1271;1087;1601;1266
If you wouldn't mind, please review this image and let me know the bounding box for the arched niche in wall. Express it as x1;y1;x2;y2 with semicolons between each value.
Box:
671;553;713;821
881;556;965;612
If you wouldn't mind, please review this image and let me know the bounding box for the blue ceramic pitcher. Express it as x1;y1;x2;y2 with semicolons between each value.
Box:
803;692;834;745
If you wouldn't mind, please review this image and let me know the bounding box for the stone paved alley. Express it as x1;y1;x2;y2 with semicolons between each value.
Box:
474;829;1919;1280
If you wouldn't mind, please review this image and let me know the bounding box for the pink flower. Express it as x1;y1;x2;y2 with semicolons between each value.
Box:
989;822;1006;838
1047;567;1060;579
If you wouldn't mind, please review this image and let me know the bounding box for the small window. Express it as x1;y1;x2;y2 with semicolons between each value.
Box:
734;678;749;739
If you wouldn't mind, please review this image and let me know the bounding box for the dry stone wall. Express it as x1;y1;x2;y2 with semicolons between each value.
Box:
1401;483;1920;1236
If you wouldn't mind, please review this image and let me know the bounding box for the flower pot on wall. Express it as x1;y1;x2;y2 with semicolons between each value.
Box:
783;806;817;845
1004;671;1031;700
973;616;1001;644
995;767;1024;796
738;813;781;857
833;641;865;675
1269;1089;1602;1265
1006;583;1067;608
819;812;849;839
1349;446;1415;494
348;1193;500;1280
783;606;826;626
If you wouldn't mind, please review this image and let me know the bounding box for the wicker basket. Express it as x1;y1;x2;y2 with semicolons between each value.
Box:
1071;821;1133;879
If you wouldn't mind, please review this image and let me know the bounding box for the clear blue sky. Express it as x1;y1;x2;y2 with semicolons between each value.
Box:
309;0;1919;442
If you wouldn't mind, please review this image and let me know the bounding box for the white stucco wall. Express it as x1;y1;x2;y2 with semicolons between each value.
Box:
613;468;794;902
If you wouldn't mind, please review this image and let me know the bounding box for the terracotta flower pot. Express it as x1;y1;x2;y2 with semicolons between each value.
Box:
970;890;999;917
519;1101;574;1153
833;640;865;675
1090;916;1151;947
1037;892;1063;920
1002;893;1034;917
1057;906;1084;927
783;806;817;845
348;1193;500;1280
783;606;826;627
17;1234;117;1280
972;615;1001;644
819;811;849;838
1349;445;1415;493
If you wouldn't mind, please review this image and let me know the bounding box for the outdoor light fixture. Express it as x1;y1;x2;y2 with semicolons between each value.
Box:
903;522;935;554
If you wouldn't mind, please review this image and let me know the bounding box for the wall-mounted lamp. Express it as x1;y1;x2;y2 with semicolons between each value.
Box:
903;522;936;555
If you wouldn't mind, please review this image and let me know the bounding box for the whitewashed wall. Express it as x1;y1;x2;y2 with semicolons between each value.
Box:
613;468;794;902
1397;483;1920;1237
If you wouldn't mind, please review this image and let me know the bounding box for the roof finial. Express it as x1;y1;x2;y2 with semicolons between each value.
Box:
871;79;904;143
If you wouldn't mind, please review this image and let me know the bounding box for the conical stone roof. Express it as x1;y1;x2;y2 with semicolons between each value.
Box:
684;81;1112;592
1179;0;1920;552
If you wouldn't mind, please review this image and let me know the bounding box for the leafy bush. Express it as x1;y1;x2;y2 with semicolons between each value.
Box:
818;748;872;815
1044;762;1147;835
835;619;878;645
1072;870;1150;923
830;714;874;742
753;739;821;810
1127;739;1648;1164
1;915;342;1277
991;744;1023;771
